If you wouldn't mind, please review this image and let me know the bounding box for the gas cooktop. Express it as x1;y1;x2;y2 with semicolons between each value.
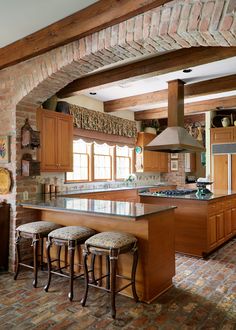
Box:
149;189;197;196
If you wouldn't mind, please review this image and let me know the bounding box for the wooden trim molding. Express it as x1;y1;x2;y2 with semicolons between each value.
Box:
0;0;172;70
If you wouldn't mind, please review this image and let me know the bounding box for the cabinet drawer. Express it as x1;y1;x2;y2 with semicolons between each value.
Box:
208;202;218;215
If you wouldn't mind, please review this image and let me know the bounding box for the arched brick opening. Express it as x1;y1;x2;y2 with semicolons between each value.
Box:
0;0;235;269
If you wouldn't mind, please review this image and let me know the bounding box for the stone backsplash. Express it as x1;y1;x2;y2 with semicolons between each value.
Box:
35;172;161;195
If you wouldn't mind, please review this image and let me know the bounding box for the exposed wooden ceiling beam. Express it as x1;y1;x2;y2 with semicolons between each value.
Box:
58;47;236;98
0;0;172;70
104;74;236;112
134;96;236;120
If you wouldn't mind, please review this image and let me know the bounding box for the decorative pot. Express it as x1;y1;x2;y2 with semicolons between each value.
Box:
144;127;156;134
221;117;230;127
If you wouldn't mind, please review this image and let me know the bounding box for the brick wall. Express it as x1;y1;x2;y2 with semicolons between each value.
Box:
0;0;235;270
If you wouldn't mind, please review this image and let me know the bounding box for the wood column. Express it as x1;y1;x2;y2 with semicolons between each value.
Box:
168;80;185;127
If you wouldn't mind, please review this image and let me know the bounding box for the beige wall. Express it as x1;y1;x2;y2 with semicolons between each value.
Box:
61;95;134;121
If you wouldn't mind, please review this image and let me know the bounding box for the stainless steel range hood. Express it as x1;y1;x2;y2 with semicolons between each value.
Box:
145;80;205;153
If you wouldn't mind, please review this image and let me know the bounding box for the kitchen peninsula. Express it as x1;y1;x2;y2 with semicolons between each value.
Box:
21;196;176;303
140;190;236;257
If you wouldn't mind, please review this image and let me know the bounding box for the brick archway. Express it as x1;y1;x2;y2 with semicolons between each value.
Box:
0;0;235;268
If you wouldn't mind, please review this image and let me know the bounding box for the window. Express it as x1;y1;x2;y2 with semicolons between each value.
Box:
93;143;112;180
66;139;133;182
66;140;90;181
116;146;132;179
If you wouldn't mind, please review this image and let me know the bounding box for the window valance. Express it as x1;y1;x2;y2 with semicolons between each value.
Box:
69;104;137;139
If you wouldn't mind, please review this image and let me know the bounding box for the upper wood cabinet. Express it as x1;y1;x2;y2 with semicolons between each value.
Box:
210;127;235;143
135;132;168;173
37;108;73;172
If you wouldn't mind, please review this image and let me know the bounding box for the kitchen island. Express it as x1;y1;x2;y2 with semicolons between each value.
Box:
140;190;236;257
21;196;176;303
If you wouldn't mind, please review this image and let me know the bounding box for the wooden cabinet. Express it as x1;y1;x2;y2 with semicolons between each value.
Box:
208;215;217;249
211;127;235;143
140;194;236;257
185;153;196;173
148;185;177;192
37;108;73;172
232;207;236;233
66;189;140;202
136;132;168;173
212;154;228;190
224;208;233;239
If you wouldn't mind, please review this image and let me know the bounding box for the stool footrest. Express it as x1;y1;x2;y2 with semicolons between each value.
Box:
19;262;34;270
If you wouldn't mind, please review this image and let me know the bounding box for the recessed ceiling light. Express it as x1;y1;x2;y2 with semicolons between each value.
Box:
89;92;97;95
183;68;192;73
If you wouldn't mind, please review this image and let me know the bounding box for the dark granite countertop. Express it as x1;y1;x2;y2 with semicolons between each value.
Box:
20;196;176;219
59;183;175;196
139;190;236;201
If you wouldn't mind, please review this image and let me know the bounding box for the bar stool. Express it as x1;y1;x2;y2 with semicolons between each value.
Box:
81;231;139;319
14;221;62;287
44;226;96;301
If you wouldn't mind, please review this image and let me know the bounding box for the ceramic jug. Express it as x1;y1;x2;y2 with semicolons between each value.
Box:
221;117;230;127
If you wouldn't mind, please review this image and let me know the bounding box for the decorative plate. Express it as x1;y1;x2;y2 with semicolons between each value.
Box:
135;146;142;154
0;168;11;194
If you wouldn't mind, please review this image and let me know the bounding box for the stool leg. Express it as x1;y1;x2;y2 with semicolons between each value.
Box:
44;239;52;292
14;234;21;280
90;254;96;284
81;249;89;307
40;237;44;271
32;235;39;288
106;255;110;290
131;248;139;302
110;250;118;319
57;245;62;273
68;241;75;301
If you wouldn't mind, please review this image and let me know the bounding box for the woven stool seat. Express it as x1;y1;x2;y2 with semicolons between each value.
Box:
82;231;139;319
16;221;60;235
14;221;62;288
44;225;96;301
49;226;96;241
85;231;137;249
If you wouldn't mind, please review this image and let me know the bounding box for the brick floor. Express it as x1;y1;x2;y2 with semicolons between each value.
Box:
0;239;236;329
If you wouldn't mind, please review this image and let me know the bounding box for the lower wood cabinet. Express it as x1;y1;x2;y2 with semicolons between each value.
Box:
140;195;236;257
224;208;233;239
208;215;217;249
64;189;140;202
148;185;177;192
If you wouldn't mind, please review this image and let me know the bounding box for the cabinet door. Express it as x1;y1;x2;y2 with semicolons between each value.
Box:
57;116;73;171
232;207;236;234
158;152;168;172
41;112;58;171
224;209;233;239
213;155;228;190
232;155;236;191
208;215;217;248
143;151;168;172
216;213;225;244
143;150;159;171
211;127;234;143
